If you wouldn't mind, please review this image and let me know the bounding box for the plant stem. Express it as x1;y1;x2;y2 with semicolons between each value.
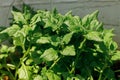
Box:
98;71;103;80
98;63;107;80
15;45;31;79
85;67;93;80
70;66;75;74
49;57;61;69
3;58;15;80
114;69;120;72
75;38;86;66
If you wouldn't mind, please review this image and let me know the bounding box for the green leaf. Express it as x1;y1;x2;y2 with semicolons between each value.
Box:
18;63;32;80
0;26;6;31
0;45;8;53
7;64;16;70
21;25;32;36
50;35;60;47
110;41;118;51
0;45;15;53
0;54;8;59
82;15;89;26
30;32;42;43
13;31;25;46
79;38;86;49
94;42;106;53
84;31;102;41
30;50;42;64
103;68;116;79
44;18;58;32
30;14;41;26
23;4;34;21
96;22;103;31
0;25;20;36
8;46;15;53
25;59;33;65
62;32;73;44
67;77;81;80
46;70;61;80
82;10;99;30
36;37;50;44
103;29;114;47
103;29;114;40
0;33;8;43
89;10;99;21
90;20;99;30
40;48;58;61
64;13;81;32
33;75;43;80
12;11;27;24
61;45;76;56
111;51;120;61
0;64;3;69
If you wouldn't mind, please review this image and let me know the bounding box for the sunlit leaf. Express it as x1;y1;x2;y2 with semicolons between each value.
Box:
62;32;73;44
61;45;76;56
111;51;120;61
40;48;58;61
21;25;32;36
36;37;50;44
13;31;25;46
7;64;16;70
18;63;32;80
33;75;43;80
0;45;8;53
84;31;102;41
0;25;20;36
12;11;27;24
46;70;61;80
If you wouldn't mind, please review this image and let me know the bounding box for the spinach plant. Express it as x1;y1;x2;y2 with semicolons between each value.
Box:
0;4;120;80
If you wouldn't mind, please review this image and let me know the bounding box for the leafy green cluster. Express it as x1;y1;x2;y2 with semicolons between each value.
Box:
0;4;120;80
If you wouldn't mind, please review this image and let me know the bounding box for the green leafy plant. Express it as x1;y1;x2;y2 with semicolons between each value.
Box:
0;4;120;80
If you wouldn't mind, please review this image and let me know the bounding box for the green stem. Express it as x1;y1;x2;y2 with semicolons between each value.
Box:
75;38;86;65
3;58;15;80
22;44;26;53
63;61;71;73
98;63;107;80
15;45;31;79
98;71;103;80
49;57;61;70
103;76;107;80
8;54;15;66
70;66;75;74
114;69;120;72
72;38;86;74
85;67;93;80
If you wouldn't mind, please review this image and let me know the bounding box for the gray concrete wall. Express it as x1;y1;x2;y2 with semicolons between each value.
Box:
0;0;120;47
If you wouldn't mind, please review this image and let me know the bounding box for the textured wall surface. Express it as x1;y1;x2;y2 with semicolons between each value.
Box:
0;0;120;47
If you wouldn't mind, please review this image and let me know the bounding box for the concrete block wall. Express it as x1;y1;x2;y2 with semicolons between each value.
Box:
0;0;120;47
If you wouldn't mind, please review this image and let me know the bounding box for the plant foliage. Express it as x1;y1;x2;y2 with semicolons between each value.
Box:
0;4;120;80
